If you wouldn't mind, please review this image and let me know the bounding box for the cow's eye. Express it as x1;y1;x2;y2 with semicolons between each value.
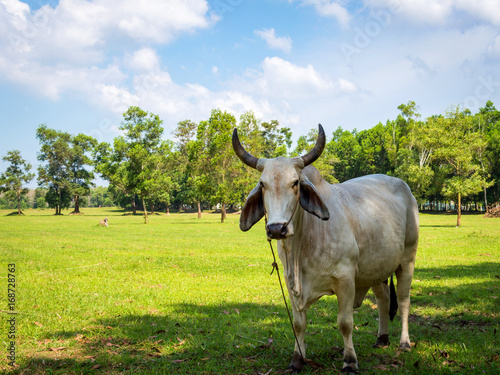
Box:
292;180;299;188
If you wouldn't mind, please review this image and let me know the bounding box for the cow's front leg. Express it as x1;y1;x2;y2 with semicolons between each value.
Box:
287;304;307;372
334;277;359;374
371;282;390;348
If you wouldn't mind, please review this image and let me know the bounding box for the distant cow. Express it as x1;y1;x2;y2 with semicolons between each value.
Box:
99;218;108;227
233;124;419;373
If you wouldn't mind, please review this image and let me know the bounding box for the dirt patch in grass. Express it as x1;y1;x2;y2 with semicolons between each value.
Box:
484;204;500;218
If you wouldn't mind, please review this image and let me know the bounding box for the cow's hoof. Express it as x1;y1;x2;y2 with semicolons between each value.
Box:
341;362;360;374
287;352;305;373
399;342;411;351
373;334;390;348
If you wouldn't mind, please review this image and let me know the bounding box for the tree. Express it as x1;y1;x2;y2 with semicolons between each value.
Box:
293;128;338;184
144;140;175;214
36;125;73;215
89;187;115;207
201;109;239;223
37;125;96;215
477;101;500;208
0;150;34;214
393;104;435;202
354;123;393;177
94;141;137;213
261;119;292;158
122;107;168;223
45;186;72;213
329;127;363;182
96;106;168;223
397;100;421;151
33;187;47;208
172;120;201;215
69;134;97;214
231;112;267;206
36;197;47;209
186;120;212;218
432;107;493;226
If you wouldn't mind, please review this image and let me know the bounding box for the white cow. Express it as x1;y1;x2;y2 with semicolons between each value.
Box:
233;124;419;373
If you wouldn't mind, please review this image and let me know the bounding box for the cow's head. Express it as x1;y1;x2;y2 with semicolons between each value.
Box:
233;124;330;240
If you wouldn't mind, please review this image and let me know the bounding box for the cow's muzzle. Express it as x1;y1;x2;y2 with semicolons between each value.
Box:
266;223;292;240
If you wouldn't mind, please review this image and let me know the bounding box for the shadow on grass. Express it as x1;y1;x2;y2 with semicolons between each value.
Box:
13;302;299;374
5;211;25;216
419;225;457;228
12;263;500;374
419;211;484;216
412;262;500;318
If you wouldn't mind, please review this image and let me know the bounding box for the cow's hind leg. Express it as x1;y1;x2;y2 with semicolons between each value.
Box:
395;254;416;351
334;277;359;374
371;282;390;348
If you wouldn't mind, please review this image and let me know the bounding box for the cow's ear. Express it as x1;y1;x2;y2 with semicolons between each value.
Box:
299;176;330;220
240;183;265;231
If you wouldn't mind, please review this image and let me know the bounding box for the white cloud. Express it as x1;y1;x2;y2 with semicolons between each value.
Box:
454;0;500;25
0;0;219;108
124;48;160;72
85;57;356;131
295;0;350;27
254;28;292;53
0;55;126;100
3;0;496;143
487;35;500;57
0;0;29;28
364;0;500;26
113;0;215;43
0;0;215;66
337;78;357;93
248;56;335;98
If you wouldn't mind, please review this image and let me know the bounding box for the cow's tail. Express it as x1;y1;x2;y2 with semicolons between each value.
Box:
389;274;398;321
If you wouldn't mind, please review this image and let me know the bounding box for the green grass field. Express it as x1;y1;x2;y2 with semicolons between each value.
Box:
1;208;499;374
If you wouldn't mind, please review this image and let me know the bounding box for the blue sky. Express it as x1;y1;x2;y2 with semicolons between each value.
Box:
1;0;500;187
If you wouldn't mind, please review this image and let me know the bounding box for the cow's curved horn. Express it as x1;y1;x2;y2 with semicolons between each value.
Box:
232;129;259;169
301;124;326;167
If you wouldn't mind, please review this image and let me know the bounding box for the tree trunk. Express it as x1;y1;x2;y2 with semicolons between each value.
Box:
166;204;170;215
73;194;80;214
457;193;461;227
131;194;137;214
151;203;154;214
197;201;201;219
142;196;148;224
57;188;62;215
484;186;488;212
221;202;226;223
17;190;21;215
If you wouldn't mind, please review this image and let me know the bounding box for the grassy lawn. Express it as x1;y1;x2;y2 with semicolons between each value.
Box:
1;208;499;374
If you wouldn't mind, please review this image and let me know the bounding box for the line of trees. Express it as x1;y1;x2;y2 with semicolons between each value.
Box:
0;186;117;211
1;101;499;226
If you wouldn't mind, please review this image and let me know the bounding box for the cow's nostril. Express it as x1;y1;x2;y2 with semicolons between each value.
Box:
267;223;287;239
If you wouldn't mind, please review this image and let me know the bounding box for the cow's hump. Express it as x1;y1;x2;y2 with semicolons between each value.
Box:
302;165;323;185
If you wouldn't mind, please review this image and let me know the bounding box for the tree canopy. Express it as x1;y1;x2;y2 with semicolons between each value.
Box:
5;101;498;223
36;125;97;215
0;150;34;214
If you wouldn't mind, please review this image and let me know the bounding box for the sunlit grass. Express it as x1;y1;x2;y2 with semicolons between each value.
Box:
1;208;499;374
